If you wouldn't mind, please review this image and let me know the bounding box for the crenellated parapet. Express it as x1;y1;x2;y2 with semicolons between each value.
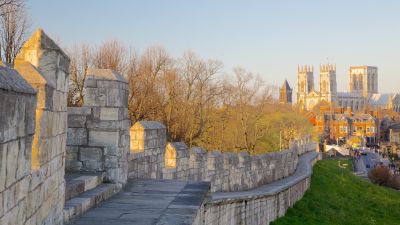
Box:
297;64;314;73
128;121;315;192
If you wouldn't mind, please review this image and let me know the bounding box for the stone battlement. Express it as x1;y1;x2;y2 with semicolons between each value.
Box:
128;121;315;192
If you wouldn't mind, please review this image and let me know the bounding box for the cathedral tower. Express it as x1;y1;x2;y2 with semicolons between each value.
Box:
297;65;314;108
280;79;292;105
348;66;378;97
320;64;337;102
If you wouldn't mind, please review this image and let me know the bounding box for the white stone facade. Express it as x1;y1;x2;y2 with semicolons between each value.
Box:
297;64;399;112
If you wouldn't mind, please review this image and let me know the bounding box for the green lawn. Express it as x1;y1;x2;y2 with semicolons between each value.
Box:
271;159;400;225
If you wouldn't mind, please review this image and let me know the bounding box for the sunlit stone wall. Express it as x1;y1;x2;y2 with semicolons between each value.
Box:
66;69;130;187
0;29;70;225
129;121;315;192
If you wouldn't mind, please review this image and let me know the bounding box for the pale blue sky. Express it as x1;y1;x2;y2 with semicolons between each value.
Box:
27;0;400;93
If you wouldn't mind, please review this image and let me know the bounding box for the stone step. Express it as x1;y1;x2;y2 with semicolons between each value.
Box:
65;172;104;201
64;183;119;224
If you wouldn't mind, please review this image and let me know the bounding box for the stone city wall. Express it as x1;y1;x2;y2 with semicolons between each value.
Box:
204;178;311;224
66;69;130;187
129;121;315;192
203;152;318;225
0;29;70;225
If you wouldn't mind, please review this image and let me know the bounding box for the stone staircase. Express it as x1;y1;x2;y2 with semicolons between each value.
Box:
63;173;120;224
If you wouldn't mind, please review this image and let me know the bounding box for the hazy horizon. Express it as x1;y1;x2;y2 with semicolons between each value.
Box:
27;0;400;94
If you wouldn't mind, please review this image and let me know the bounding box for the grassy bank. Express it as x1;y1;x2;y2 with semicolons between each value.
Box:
271;159;400;225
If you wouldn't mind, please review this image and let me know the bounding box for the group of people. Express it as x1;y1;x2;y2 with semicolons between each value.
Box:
353;147;400;174
353;149;362;161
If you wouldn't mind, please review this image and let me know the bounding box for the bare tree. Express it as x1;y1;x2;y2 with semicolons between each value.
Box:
65;39;311;154
0;0;29;64
67;43;92;106
93;39;127;72
127;46;172;123
0;0;23;16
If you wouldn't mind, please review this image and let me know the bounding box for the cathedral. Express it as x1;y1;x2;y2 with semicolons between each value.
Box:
294;64;400;112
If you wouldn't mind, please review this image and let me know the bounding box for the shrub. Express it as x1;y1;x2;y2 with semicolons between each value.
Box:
387;175;400;190
368;165;390;185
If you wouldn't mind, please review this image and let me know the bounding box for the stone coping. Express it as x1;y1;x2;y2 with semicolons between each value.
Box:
211;151;318;203
0;64;36;94
86;68;127;83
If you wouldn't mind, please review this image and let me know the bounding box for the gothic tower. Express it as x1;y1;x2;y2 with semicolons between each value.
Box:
297;65;314;109
280;79;292;105
348;66;378;97
319;64;337;103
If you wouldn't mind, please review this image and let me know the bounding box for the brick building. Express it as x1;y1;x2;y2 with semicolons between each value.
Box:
315;109;378;145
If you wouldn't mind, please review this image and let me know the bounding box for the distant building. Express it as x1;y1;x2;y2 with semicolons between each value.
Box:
315;110;378;145
296;64;400;112
368;93;400;112
279;80;292;104
389;124;400;144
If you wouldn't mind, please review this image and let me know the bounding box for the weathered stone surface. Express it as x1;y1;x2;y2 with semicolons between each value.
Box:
0;144;6;192
6;141;19;188
83;161;104;171
66;160;83;171
2;28;71;225
88;131;119;147
67;128;88;145
99;107;119;120
68;114;87;128
80;147;103;161
66;68;130;186
86;68;127;83
68;107;91;115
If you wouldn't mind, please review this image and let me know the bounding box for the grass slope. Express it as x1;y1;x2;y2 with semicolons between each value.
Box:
271;159;400;225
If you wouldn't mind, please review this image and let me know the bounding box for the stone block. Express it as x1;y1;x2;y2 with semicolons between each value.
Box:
207;151;223;171
104;155;118;168
66;160;83;172
0;144;6;192
16;138;29;180
119;130;130;148
68;107;91;115
84;87;106;107
85;79;97;88
83;161;104;171
88;131;119;147
0;192;3;218
86;120;120;130
119;108;128;120
67;128;87;145
80;147;103;161
15;176;29;203
100;107;119;120
4;185;15;212
56;70;67;92
106;88;122;107
6;140;18;188
68;114;87;128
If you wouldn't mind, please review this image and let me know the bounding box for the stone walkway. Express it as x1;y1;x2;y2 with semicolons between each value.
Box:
69;179;210;225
